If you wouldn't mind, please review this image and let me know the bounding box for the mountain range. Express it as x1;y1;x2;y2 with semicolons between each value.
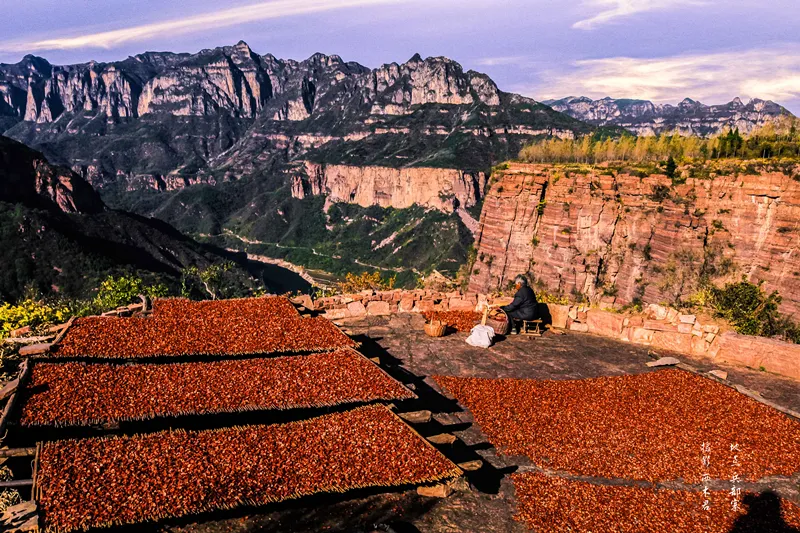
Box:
0;42;795;292
544;96;792;137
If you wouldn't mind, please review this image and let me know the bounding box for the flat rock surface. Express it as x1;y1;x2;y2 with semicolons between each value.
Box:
169;313;800;533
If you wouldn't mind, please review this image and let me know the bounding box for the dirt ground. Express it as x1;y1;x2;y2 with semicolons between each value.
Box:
158;313;800;533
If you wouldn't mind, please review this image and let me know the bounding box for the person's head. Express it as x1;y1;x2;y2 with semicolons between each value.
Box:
514;275;528;290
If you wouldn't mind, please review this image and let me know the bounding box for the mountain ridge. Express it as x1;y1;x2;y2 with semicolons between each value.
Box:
544;95;792;136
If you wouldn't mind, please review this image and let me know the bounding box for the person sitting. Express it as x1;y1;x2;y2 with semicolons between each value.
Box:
501;275;537;334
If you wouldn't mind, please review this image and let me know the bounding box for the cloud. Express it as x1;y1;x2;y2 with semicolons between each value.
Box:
573;0;704;30
475;56;528;67
531;46;800;105
0;0;408;53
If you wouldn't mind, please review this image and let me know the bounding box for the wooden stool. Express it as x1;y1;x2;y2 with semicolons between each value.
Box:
520;319;543;336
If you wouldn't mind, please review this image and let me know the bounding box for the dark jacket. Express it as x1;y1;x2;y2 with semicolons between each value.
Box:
502;286;537;320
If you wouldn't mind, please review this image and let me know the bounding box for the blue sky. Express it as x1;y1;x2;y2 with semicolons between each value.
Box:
2;0;799;113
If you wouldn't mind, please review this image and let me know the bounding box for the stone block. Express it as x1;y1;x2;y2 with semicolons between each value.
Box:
449;297;477;312
703;325;720;334
398;297;415;313
547;304;570;329
586;309;625;336
666;308;680;323
568;308;578;320
627;316;644;327
412;300;435;314
346;301;367;317
716;332;800;380
677;323;693;334
651;331;694;354
577;311;588;321
569;322;589;333
646;357;681;367
366;301;392;316
704;332;716;343
691;335;710;356
647;304;668;320
708;370;728;380
643;320;678;332
325;308;351;320
678;314;696;324
630;327;654;345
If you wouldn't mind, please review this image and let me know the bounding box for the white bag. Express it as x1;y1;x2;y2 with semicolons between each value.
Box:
466;324;495;348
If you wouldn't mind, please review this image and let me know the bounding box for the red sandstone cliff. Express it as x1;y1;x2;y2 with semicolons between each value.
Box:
469;162;800;314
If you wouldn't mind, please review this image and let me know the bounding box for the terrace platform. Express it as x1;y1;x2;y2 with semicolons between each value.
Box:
168;313;800;533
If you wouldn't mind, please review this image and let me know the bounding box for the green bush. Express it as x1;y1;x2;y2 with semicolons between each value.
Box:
94;275;168;311
709;277;800;342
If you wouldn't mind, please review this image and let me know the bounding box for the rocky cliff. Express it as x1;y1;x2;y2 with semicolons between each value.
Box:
469;161;800;314
0;135;104;213
1;43;590;200
545;96;792;137
292;161;486;212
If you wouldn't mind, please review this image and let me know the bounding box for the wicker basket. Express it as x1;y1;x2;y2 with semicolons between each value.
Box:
485;309;512;335
424;320;447;337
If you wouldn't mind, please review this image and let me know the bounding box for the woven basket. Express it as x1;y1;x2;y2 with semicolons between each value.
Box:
424;320;447;337
485;309;511;335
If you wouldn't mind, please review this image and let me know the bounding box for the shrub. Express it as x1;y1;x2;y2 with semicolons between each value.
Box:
0;298;71;339
337;271;396;294
709;277;800;342
95;275;168;311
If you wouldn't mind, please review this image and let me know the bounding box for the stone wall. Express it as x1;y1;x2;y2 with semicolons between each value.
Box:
305;290;800;382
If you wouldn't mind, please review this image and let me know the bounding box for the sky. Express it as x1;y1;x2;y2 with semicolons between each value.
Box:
2;0;799;113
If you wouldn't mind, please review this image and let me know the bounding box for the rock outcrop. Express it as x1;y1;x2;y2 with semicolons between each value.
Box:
293;162;486;212
469;162;800;314
1;43;590;202
545;96;792;137
0;135;104;213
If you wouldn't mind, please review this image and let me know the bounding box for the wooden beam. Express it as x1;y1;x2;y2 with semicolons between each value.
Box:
18;344;51;357
0;360;30;438
0;379;19;403
0;479;32;489
0;448;35;458
51;316;75;346
4;335;55;345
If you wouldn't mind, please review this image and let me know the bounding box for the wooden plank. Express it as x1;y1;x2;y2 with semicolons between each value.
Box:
18;344;51;356
0;360;30;438
0;448;35;458
0;479;33;488
4;335;55;345
51;316;75;347
0;379;19;403
31;442;41;502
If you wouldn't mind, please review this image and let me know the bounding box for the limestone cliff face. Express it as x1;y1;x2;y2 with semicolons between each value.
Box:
469;162;800;314
293;162;486;212
1;43;591;199
545;96;792;137
0;135;104;213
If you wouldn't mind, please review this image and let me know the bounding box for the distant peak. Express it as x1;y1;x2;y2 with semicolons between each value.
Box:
408;53;423;63
730;96;744;108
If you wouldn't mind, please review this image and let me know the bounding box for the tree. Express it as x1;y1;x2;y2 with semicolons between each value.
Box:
665;156;677;180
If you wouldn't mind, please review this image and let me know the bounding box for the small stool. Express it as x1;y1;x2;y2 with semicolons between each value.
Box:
520;319;543;336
